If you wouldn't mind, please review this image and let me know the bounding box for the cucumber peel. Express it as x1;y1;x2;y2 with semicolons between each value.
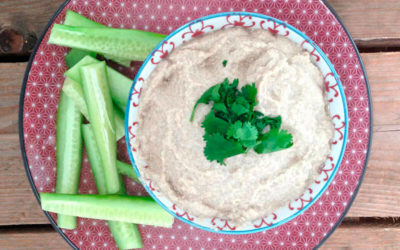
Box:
82;124;108;195
64;10;131;67
49;24;166;61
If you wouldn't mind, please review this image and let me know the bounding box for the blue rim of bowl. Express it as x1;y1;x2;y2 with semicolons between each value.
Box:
125;11;349;235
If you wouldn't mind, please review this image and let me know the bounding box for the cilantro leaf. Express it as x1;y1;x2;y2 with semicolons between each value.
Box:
228;121;258;141
222;60;227;67
231;101;249;117
190;84;221;121
191;78;293;165
213;102;228;114
226;121;242;138
254;129;293;154
201;112;230;136
204;133;245;164
255;116;282;132
241;83;258;106
218;78;239;108
227;121;258;147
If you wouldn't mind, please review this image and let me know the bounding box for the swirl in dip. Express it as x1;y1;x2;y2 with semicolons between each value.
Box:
135;28;334;226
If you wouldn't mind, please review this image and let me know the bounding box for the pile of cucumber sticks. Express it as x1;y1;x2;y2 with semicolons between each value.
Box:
39;10;173;249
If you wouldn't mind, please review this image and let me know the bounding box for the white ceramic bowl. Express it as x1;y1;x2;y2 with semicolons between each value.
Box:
126;12;348;234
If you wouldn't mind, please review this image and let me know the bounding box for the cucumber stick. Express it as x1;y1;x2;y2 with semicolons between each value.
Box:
82;124;143;249
65;55;131;111
82;124;107;194
80;62;119;194
64;10;131;67
108;221;142;249
63;77;125;140
40;193;174;228
116;161;139;183
49;24;166;61
56;90;83;229
65;48;96;68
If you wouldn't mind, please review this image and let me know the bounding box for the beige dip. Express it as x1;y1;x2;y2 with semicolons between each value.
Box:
135;28;334;225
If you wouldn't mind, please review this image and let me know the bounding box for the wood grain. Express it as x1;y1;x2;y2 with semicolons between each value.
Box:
328;0;400;48
0;63;25;134
0;0;65;55
322;223;400;249
0;134;49;225
0;226;69;250
0;0;400;55
0;51;399;225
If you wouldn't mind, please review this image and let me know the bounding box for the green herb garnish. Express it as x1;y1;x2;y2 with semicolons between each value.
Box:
222;60;227;67
191;78;293;165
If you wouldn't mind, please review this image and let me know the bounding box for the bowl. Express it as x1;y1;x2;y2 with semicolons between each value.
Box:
125;12;348;234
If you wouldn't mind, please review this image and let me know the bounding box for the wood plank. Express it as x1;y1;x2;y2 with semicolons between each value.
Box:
360;52;400;128
322;223;400;249
0;63;25;134
0;0;400;55
0;134;49;225
327;0;400;48
0;223;399;249
0;226;69;250
0;51;399;225
0;0;65;55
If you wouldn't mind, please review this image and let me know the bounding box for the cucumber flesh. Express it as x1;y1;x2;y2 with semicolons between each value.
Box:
62;77;89;119
65;48;97;68
116;161;139;183
65;55;131;111
40;193;174;228
80;62;119;194
49;24;166;61
56;90;83;229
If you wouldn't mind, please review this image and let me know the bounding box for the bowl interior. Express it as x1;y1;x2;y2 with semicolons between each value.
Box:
126;12;348;234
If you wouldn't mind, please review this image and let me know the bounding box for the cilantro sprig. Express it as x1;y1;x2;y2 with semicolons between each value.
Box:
191;78;293;165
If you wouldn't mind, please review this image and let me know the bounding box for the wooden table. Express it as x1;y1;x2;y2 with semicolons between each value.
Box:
0;0;399;249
